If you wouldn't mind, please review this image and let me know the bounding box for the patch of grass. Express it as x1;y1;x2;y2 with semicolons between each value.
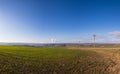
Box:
0;46;118;74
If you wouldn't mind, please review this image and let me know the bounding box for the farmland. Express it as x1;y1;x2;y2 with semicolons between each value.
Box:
0;46;119;74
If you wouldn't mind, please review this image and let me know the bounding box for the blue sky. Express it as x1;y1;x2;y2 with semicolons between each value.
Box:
0;0;120;43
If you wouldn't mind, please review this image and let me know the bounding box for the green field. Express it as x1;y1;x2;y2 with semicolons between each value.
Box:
0;46;120;74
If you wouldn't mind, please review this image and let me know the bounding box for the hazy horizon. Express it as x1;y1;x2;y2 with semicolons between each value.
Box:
0;0;120;43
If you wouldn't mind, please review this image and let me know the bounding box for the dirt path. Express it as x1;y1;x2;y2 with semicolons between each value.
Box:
92;49;120;74
77;48;120;74
67;47;120;74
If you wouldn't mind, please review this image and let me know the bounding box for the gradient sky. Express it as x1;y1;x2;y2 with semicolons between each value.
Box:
0;0;120;43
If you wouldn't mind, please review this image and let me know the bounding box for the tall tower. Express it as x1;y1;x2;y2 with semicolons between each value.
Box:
93;34;96;47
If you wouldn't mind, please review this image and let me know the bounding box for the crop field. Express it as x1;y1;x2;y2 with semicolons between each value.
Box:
0;46;120;74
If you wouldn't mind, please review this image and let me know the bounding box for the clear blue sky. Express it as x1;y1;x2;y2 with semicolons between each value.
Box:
0;0;120;43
